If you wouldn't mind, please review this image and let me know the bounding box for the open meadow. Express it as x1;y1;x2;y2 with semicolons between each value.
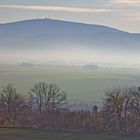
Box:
0;128;139;140
0;64;140;102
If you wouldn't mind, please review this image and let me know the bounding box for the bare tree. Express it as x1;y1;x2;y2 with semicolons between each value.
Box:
0;84;27;126
29;82;67;127
103;86;136;133
130;87;140;118
45;83;67;111
29;82;46;113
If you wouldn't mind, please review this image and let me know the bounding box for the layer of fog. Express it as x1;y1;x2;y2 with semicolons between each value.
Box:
0;47;140;67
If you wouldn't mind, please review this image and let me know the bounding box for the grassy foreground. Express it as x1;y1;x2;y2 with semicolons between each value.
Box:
0;128;139;140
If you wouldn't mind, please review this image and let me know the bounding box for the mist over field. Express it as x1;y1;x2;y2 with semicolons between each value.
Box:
0;64;140;103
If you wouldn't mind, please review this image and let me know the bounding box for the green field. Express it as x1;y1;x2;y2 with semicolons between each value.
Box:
0;128;139;140
0;65;140;102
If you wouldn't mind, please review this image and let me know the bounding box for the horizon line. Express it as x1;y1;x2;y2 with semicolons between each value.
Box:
0;18;132;34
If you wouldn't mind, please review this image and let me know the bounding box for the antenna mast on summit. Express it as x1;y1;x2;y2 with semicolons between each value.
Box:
45;16;52;20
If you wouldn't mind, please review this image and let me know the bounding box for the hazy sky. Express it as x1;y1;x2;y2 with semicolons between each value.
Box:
0;0;140;32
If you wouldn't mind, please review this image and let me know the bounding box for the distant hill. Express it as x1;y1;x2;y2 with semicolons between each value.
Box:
0;19;140;64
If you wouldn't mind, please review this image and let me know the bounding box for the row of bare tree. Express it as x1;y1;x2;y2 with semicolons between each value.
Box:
0;82;66;127
0;82;140;134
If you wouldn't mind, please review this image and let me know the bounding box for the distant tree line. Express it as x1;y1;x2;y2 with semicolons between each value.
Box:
0;82;140;134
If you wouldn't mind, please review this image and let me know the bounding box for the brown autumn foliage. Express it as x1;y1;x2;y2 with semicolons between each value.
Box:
0;82;140;134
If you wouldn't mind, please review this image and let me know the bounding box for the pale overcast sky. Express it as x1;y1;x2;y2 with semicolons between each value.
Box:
0;0;140;32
